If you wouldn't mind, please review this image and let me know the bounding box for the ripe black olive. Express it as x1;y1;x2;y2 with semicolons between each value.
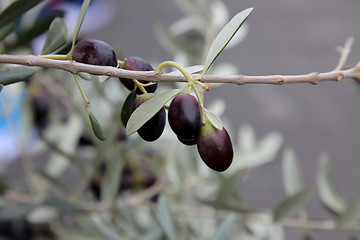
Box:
119;56;157;94
168;93;202;145
197;123;233;172
72;39;118;67
132;93;165;142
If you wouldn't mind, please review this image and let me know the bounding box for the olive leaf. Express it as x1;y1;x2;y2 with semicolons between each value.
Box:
126;89;182;135
89;112;106;141
317;154;347;215
121;90;137;127
40;17;68;55
0;21;16;41
71;0;91;49
0;0;45;29
0;66;36;86
282;148;304;196
204;109;223;130
273;188;314;222
156;196;178;240
210;214;236;240
203;7;253;74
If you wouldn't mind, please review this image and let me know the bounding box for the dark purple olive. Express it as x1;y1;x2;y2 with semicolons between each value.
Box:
197;123;233;172
72;39;118;67
132;93;165;142
119;56;157;94
168;93;202;145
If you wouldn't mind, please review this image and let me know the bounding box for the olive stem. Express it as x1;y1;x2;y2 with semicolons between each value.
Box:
73;74;90;108
38;54;71;60
156;60;195;84
133;79;148;94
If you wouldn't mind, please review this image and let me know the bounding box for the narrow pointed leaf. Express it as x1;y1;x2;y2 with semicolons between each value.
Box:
126;89;182;135
89;112;106;141
273;188;314;222
156;196;177;240
317;154;347;215
203;8;253;74
204;109;223;130
0;21;16;41
40;17;68;55
121;90;136;127
71;0;90;49
210;214;236;240
338;199;360;224
0;67;36;86
0;0;45;28
282;148;303;196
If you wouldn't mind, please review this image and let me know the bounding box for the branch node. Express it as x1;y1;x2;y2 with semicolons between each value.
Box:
337;72;345;82
278;78;285;85
107;71;115;77
26;60;33;66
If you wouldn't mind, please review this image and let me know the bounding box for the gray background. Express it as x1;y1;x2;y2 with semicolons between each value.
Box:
88;0;360;239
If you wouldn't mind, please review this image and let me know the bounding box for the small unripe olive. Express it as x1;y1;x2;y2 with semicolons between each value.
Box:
168;93;202;145
197;123;233;172
132;93;165;142
72;39;118;67
119;56;157;94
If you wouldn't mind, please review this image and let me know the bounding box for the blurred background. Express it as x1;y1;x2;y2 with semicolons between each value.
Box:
1;0;360;239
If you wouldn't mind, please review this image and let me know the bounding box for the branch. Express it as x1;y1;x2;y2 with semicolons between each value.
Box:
0;38;359;86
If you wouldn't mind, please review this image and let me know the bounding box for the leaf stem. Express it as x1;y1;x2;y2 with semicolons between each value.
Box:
73;74;90;108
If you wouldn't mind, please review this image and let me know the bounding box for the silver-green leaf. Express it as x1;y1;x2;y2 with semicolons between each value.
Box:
0;21;16;41
126;89;182;135
282;148;303;196
317;154;347;215
40;17;68;55
273;188;314;222
71;0;90;49
0;67;36;86
0;0;45;29
210;214;236;240
156;196;178;240
89;112;106;141
203;7;253;74
204;109;223;130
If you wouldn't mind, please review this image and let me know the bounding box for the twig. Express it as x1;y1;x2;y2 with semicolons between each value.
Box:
334;37;354;71
0;45;359;86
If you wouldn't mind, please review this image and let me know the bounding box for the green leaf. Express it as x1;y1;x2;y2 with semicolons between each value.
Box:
156;196;178;240
121;90;137;127
126;89;182;135
210;214;236;240
71;0;90;50
203;7;253;74
0;0;45;29
282;148;303;196
273;188;314;222
338;199;360;224
317;154;347;215
0;67;36;85
204;109;223;130
40;17;68;55
0;21;16;41
89;111;106;141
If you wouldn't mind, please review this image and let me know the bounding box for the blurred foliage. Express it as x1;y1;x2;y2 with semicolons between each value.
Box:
0;0;359;240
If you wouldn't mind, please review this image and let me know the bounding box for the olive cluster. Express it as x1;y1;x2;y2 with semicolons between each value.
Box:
72;39;233;172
